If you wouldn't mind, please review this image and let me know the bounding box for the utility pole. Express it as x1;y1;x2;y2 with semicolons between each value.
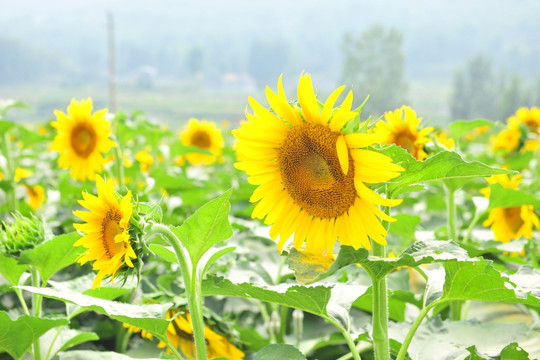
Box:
107;13;116;113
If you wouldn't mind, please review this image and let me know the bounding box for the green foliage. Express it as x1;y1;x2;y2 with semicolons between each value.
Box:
0;252;26;286
254;344;307;360
58;351;162;360
488;183;540;209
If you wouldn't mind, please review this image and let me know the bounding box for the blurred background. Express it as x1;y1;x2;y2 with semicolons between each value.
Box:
1;0;540;127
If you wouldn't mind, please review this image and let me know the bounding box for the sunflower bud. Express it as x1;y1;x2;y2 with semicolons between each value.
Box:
0;213;48;256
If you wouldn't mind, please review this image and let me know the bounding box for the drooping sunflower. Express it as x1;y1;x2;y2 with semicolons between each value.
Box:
233;74;404;255
482;174;540;243
124;309;244;359
73;175;136;288
508;106;540;136
24;184;46;210
180;118;224;165
52;99;116;181
374;105;433;160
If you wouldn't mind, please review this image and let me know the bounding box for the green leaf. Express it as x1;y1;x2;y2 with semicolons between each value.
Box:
0;100;29;118
17;286;172;339
148;244;178;264
0;311;68;360
40;328;99;359
0;120;15;132
296;240;471;284
171;189;233;268
488;183;540;209
48;274;133;301
199;246;236;278
254;344;307;360
202;275;367;329
449;119;494;141
500;343;530;360
0;252;27;286
18;232;83;283
381;150;512;195
389;214;422;241
149;169;198;190
58;350;162;360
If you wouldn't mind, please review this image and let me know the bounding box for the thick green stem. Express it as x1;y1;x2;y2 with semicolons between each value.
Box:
145;223;207;360
31;267;43;360
396;299;448;360
1;131;17;212
327;318;362;360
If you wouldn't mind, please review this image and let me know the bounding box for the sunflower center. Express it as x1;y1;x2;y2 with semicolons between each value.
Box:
394;132;416;155
71;123;98;158
101;210;126;259
191;130;211;149
278;123;356;218
503;206;524;233
525;119;538;133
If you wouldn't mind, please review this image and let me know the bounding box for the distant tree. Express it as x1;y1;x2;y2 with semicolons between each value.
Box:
248;40;290;87
450;55;497;120
340;25;408;116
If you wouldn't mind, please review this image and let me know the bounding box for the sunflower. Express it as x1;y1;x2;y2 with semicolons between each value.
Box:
491;124;521;152
374;105;433;160
73;175;136;289
233;74;404;255
52;99;116;181
432;130;454;149
24;184;46;210
125;309;244;359
14;168;33;182
482;174;540;243
508;106;540;135
135;150;154;172
180;118;224;165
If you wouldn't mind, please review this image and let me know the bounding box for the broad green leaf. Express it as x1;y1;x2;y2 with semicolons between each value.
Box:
40;328;98;359
449;119;494;142
148;244;178;264
381;150;512;195
488;183;540;209
0;252;26;286
58;350;162;360
254;344;307;360
17;286;172;339
18;232;83;283
202;275;367;329
199;246;237;278
48;274;133;301
389;214;422;241
353;287;421;321
172;189;233;268
170;141;212;157
0;119;15;132
295;240;471;284
0;311;68;360
500;343;530;360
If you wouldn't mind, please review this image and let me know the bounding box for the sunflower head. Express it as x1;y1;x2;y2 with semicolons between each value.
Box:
135;150;154;172
179;118;224;165
233;74;404;256
52;99;116;181
508;107;540;135
24;184;46;210
491;125;521;152
432;130;454;150
375;106;433;160
0;213;48;256
73;175;138;289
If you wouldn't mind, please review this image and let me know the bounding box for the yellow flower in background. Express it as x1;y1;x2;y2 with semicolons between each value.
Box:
432;130;455;149
233;74;404;255
24;184;46;210
464;125;491;141
375;106;433;160
180;118;224;165
73;176;136;289
123;323;153;341
522;139;540;153
52;99;116;181
156;309;244;359
14;168;33;182
482;173;540;243
508;106;540;135
491;125;521;152
135;150;154;172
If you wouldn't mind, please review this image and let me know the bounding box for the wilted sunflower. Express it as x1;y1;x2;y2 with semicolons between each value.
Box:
180;118;224;165
374;105;433;160
73;175;136;288
233;74;404;255
23;184;46;210
482;174;540;243
52;99;116;181
125;309;244;359
508;106;540;136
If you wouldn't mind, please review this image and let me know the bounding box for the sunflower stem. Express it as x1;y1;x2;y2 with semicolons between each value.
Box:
0;130;17;212
396;298;448;360
31;266;43;360
144;223;207;360
327;317;362;360
14;287;30;316
462;209;486;244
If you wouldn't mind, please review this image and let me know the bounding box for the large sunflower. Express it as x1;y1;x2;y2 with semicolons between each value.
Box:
180;118;224;165
52;99;116;181
73;176;136;288
374;106;433;160
508;106;540;135
233;74;404;255
482;174;540;243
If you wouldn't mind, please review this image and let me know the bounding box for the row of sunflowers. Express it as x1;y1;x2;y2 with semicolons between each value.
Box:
1;73;540;360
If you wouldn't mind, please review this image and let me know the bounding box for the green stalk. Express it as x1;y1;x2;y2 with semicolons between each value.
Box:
145;223;207;360
327;318;362;360
1;131;17;212
396;299;448;360
14;288;30;315
31;267;43;360
462;210;486;244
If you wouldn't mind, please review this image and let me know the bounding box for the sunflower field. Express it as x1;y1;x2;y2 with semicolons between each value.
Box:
1;73;540;360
